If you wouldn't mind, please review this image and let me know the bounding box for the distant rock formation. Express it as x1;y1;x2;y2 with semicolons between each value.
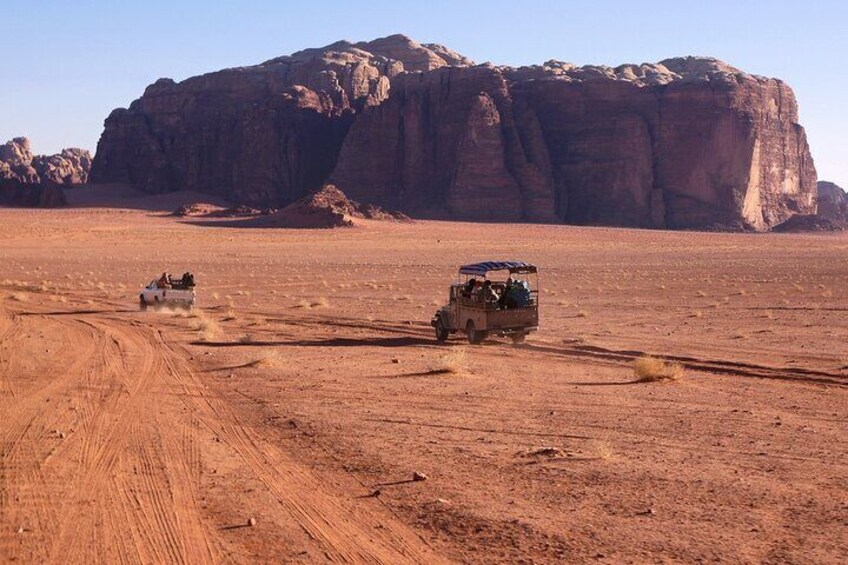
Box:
0;137;92;207
770;181;847;232
816;181;848;222
91;34;817;230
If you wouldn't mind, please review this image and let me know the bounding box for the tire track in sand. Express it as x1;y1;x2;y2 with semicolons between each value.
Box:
154;327;444;564
3;302;442;563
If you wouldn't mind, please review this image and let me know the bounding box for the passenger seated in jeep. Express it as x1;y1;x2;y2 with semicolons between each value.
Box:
498;277;531;308
499;277;515;308
179;272;195;289
482;280;499;304
462;278;477;298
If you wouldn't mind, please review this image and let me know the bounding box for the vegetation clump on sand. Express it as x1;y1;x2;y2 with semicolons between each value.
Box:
434;348;467;375
190;310;222;341
633;356;685;382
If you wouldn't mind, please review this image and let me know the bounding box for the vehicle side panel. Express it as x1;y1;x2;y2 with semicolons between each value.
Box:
485;306;538;330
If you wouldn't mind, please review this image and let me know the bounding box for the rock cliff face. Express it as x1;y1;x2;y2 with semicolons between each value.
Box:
91;35;817;230
0;138;92;207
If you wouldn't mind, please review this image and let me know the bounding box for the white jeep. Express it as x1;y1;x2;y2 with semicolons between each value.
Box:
139;273;196;311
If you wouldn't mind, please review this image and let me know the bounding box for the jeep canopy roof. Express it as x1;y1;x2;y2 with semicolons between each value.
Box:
458;261;537;277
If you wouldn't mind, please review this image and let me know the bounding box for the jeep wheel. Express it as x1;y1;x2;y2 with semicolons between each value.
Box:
435;317;449;343
466;320;485;345
511;332;527;344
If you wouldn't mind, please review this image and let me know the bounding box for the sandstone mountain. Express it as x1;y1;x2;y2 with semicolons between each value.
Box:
91;34;817;230
0;138;92;207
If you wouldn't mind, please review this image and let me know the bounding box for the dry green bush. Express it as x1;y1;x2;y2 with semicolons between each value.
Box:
633;356;684;382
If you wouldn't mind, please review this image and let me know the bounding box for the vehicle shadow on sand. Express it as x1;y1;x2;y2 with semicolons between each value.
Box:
191;336;437;348
570;379;646;386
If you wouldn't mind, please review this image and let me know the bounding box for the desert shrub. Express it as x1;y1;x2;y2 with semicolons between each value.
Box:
190;310;221;341
434;348;467;375
633;356;684;382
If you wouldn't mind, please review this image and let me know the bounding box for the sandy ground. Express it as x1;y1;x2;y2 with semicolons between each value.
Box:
0;201;846;563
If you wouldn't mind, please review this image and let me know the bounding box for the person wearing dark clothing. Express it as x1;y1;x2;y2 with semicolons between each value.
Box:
463;278;477;297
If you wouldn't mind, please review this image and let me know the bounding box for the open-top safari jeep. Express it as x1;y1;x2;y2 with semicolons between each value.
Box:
431;261;539;344
139;272;196;311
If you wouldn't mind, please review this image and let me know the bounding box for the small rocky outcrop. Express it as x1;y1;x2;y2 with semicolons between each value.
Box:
772;214;845;233
0;138;92;207
247;184;407;228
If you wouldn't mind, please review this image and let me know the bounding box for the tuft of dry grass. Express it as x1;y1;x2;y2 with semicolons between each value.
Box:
190;310;222;341
297;297;330;309
592;439;615;461
9;292;28;302
632;356;684;382
238;333;255;344
434;348;468;375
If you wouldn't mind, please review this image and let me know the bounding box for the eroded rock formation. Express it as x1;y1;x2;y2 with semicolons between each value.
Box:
816;181;848;222
0;138;92;207
91;34;817;230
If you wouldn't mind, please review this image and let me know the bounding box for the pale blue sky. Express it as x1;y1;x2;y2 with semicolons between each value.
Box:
2;0;845;186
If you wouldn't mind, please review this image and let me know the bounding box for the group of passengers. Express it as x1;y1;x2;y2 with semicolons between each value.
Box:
157;272;196;290
461;277;532;308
